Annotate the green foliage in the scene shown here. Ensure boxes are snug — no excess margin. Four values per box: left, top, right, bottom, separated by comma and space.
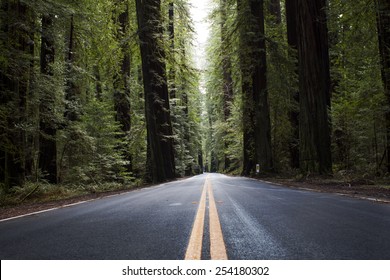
165, 0, 203, 176
1, 0, 201, 196
0, 0, 144, 192
202, 0, 388, 177
203, 0, 243, 173
329, 0, 387, 174
58, 97, 131, 184
0, 180, 134, 206
265, 2, 297, 172
2, 0, 387, 202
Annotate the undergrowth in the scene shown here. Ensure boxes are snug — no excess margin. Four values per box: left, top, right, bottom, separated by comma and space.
0, 180, 144, 207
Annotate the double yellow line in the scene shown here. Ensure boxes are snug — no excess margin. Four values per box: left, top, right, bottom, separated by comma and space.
185, 176, 228, 260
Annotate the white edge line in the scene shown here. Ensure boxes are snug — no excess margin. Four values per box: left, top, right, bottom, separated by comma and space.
211, 175, 389, 204
0, 200, 95, 223
0, 191, 135, 223
255, 179, 390, 204
0, 180, 179, 223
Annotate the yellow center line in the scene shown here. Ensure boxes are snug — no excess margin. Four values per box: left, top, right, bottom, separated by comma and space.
185, 177, 207, 260
208, 179, 228, 260
185, 175, 228, 260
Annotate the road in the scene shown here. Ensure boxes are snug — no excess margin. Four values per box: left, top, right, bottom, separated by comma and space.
0, 173, 389, 260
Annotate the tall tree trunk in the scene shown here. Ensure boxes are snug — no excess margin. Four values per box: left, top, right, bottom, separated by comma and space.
114, 1, 132, 173
296, 0, 332, 174
39, 14, 57, 184
198, 150, 204, 173
285, 0, 300, 169
238, 0, 273, 175
238, 0, 255, 176
375, 0, 390, 173
136, 0, 176, 183
251, 0, 273, 173
221, 0, 234, 171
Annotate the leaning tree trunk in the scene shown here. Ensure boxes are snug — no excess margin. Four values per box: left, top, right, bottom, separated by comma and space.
375, 0, 390, 173
39, 14, 57, 184
296, 0, 332, 174
136, 0, 176, 183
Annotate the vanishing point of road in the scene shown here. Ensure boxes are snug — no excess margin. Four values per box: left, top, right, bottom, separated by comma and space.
0, 173, 389, 259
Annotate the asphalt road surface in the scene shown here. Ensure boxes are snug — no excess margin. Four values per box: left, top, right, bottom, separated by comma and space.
0, 173, 389, 260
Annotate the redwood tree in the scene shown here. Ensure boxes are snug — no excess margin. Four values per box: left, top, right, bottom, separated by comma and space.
239, 0, 273, 175
238, 0, 255, 175
285, 0, 300, 169
136, 0, 176, 182
251, 0, 273, 173
296, 0, 332, 173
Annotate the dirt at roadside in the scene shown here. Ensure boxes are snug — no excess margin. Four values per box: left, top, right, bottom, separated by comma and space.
260, 178, 390, 203
0, 189, 135, 221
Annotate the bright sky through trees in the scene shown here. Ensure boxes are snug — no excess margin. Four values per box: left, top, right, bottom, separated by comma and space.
189, 0, 211, 70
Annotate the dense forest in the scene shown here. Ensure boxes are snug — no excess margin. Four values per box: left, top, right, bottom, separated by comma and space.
0, 0, 389, 197
204, 0, 390, 178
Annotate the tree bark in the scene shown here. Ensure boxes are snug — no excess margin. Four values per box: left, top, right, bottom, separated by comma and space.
136, 0, 176, 183
238, 0, 256, 176
296, 0, 332, 174
39, 14, 57, 184
285, 0, 300, 169
250, 0, 273, 173
375, 0, 390, 173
